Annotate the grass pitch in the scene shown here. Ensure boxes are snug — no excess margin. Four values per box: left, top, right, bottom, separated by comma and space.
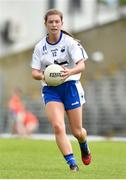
0, 138, 126, 179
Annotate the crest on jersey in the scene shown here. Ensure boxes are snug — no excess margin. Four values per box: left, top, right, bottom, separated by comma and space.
61, 46, 65, 52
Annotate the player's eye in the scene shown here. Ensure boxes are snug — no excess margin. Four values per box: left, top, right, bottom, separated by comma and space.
48, 20, 61, 24
48, 20, 53, 24
55, 20, 60, 24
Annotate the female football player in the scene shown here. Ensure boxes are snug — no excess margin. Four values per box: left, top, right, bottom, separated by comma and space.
31, 9, 91, 172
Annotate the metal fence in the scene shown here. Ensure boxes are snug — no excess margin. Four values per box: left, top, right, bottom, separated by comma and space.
84, 70, 126, 136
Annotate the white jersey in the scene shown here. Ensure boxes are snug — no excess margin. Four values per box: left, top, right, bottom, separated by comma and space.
31, 32, 88, 85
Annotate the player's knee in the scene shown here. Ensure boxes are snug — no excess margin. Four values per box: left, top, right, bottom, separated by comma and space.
53, 123, 65, 134
82, 128, 87, 137
72, 128, 87, 139
72, 129, 82, 139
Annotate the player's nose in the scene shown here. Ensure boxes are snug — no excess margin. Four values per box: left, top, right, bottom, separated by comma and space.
52, 21, 56, 26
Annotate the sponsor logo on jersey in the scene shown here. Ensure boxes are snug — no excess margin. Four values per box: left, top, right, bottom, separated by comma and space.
51, 48, 58, 52
51, 48, 58, 57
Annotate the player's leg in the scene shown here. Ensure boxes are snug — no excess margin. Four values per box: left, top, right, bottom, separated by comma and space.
66, 106, 91, 165
45, 101, 78, 171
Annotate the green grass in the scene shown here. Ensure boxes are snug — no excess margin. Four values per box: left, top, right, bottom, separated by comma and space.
0, 138, 126, 179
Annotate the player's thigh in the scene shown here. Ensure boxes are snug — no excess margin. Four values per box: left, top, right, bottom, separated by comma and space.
66, 106, 83, 131
45, 101, 65, 125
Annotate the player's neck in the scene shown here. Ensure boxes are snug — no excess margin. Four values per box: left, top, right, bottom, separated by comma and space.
47, 31, 61, 44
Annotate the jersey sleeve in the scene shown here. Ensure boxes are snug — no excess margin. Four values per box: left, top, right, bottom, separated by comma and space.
31, 46, 41, 70
68, 39, 88, 63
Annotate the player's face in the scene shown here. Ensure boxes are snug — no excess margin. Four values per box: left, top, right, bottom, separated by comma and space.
45, 15, 63, 35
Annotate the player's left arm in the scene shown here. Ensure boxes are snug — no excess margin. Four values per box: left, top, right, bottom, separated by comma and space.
61, 59, 85, 80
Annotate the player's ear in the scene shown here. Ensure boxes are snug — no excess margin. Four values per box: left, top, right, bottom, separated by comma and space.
44, 20, 47, 26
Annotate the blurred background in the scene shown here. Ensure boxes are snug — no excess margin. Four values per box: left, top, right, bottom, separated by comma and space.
0, 0, 126, 137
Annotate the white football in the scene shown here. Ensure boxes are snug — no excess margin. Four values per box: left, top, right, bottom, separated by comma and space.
44, 64, 64, 86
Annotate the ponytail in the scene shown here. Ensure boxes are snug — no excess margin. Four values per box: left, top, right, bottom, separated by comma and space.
61, 30, 80, 43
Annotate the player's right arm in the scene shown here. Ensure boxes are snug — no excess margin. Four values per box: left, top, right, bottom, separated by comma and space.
31, 44, 45, 81
32, 69, 44, 81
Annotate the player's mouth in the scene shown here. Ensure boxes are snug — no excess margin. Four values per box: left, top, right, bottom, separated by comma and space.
51, 28, 58, 32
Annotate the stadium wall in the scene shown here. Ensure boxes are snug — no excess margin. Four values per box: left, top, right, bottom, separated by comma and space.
76, 18, 126, 82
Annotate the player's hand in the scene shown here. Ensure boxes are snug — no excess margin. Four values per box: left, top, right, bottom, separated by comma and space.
61, 67, 72, 80
41, 72, 46, 83
41, 73, 45, 81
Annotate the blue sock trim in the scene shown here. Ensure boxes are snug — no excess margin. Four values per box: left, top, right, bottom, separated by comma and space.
64, 153, 76, 166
